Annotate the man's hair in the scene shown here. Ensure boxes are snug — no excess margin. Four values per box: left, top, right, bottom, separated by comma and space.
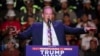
42, 6, 55, 14
63, 13, 70, 17
81, 13, 88, 17
90, 39, 97, 45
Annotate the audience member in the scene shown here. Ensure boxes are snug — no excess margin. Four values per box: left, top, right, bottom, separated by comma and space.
84, 39, 100, 56
1, 39, 20, 56
56, 0, 77, 23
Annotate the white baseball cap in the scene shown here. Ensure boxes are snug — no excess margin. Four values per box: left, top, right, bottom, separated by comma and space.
44, 0, 51, 2
60, 0, 67, 3
6, 0, 14, 4
6, 10, 16, 17
83, 0, 91, 3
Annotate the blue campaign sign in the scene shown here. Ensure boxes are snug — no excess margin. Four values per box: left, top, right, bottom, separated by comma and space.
26, 46, 78, 56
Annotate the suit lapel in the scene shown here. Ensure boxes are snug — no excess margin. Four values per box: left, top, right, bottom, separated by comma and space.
52, 21, 64, 45
39, 22, 43, 45
52, 21, 59, 42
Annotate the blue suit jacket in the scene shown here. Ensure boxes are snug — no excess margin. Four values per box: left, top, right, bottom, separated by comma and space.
19, 21, 85, 45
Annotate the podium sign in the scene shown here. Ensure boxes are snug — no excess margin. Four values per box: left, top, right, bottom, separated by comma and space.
26, 46, 78, 56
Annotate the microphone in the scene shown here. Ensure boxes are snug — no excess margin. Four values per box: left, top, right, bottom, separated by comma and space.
47, 19, 51, 28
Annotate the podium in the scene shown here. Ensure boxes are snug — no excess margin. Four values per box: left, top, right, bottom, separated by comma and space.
26, 46, 78, 56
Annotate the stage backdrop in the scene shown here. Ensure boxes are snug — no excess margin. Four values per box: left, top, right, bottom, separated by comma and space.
26, 46, 78, 56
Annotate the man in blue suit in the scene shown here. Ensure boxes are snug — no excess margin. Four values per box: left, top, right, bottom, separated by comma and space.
19, 6, 92, 46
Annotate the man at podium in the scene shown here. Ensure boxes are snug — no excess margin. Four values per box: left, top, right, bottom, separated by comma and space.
19, 6, 95, 46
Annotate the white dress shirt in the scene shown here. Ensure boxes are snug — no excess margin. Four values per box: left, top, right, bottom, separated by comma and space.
42, 22, 59, 46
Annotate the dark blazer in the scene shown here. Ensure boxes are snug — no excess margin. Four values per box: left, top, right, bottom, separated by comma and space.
19, 21, 85, 45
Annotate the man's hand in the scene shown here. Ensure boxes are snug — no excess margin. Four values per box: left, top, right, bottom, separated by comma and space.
84, 27, 97, 32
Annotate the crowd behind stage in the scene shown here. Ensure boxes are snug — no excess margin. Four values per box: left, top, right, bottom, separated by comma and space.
0, 0, 100, 56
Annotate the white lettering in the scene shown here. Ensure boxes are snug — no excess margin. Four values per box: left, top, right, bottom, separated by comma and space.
40, 50, 65, 56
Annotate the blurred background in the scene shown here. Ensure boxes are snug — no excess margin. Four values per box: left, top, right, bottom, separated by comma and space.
0, 0, 100, 56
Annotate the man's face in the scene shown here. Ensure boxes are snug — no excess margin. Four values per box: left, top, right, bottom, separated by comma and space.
42, 7, 53, 22
83, 3, 91, 9
25, 1, 33, 7
8, 16, 14, 21
7, 4, 14, 9
7, 41, 15, 49
81, 14, 88, 22
63, 16, 71, 25
61, 2, 68, 10
90, 40, 97, 50
65, 34, 73, 41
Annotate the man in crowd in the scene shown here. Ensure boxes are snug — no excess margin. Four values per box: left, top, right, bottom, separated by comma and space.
56, 0, 77, 23
0, 0, 20, 21
77, 0, 96, 22
84, 39, 100, 56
